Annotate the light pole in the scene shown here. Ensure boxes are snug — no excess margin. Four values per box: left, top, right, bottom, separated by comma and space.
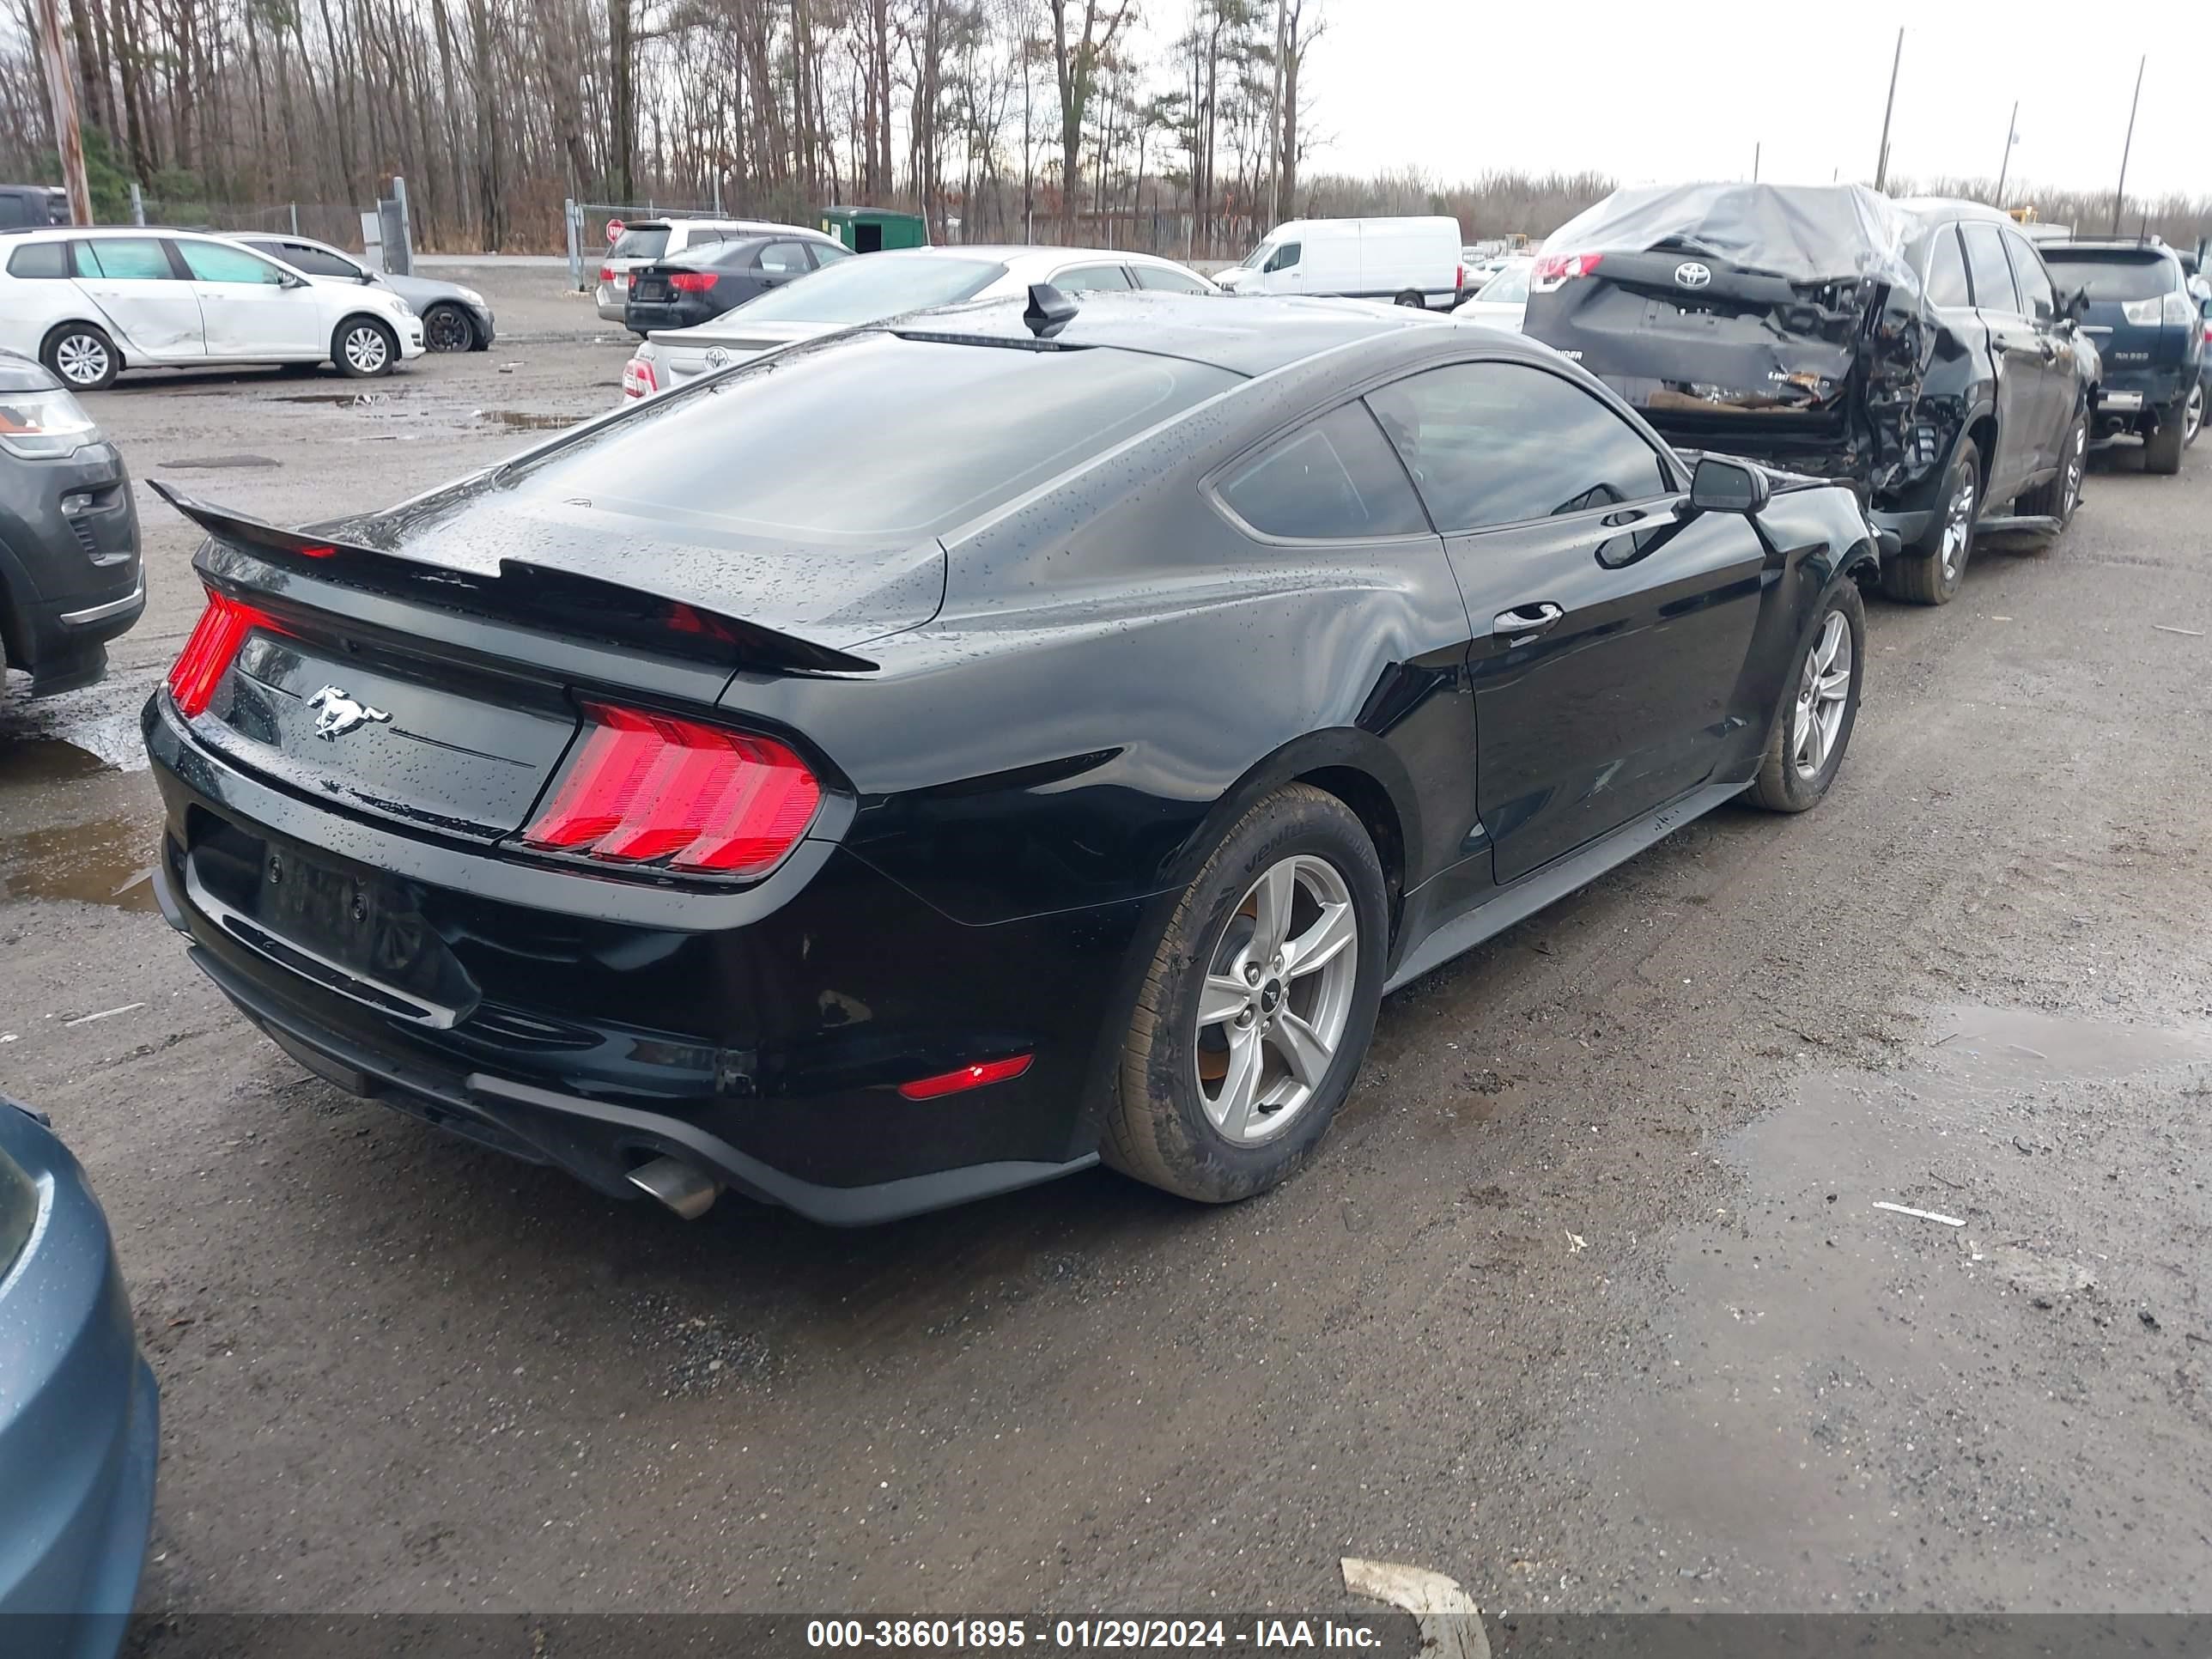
1994, 101, 2018, 209
32, 0, 93, 225
1873, 28, 1903, 191
2111, 55, 2144, 234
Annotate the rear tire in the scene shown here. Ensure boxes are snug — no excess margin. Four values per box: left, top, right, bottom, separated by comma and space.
40, 322, 118, 391
2185, 380, 2204, 448
1747, 580, 1864, 813
2017, 410, 2087, 532
1394, 290, 1425, 308
331, 317, 396, 378
1103, 784, 1387, 1205
2145, 402, 2186, 475
1881, 438, 1978, 605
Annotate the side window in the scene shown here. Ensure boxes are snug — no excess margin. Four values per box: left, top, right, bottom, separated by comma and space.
1366, 362, 1674, 532
1922, 227, 1972, 308
282, 242, 364, 279
0, 194, 27, 229
1053, 264, 1133, 291
1134, 264, 1215, 294
78, 238, 176, 280
6, 240, 70, 279
1960, 222, 2020, 313
1216, 401, 1430, 541
809, 241, 852, 268
2003, 232, 2057, 321
1264, 241, 1302, 273
757, 240, 812, 276
178, 240, 289, 285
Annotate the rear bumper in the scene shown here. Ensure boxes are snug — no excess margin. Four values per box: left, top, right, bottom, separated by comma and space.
623, 300, 717, 333
143, 696, 1152, 1224
2093, 368, 2192, 441
0, 1104, 159, 1659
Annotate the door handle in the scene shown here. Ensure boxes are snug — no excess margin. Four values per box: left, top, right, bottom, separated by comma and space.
1494, 602, 1564, 639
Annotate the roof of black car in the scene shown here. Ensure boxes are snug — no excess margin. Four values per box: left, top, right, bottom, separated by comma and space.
884, 290, 1455, 378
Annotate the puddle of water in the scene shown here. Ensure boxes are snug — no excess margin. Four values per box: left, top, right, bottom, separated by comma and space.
0, 737, 113, 789
275, 390, 402, 408
477, 410, 578, 432
1575, 1003, 2212, 1606
0, 813, 161, 912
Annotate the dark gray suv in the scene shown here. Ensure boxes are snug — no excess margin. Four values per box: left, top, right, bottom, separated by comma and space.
0, 350, 142, 696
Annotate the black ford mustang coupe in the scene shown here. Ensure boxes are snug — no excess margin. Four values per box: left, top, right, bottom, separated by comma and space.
142, 291, 1875, 1224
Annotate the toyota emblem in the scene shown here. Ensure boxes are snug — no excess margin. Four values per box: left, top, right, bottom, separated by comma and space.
704, 346, 730, 368
1674, 261, 1712, 289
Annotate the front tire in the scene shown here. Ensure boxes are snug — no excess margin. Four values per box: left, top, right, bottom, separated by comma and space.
41, 322, 119, 391
1104, 784, 1387, 1204
1747, 580, 1865, 813
332, 317, 397, 378
421, 302, 474, 353
1881, 438, 1978, 605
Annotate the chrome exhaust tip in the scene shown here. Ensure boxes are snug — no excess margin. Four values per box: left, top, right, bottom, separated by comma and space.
626, 1156, 720, 1221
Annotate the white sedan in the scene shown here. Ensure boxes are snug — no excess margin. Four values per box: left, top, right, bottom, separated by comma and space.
0, 227, 424, 389
1451, 255, 1534, 331
622, 245, 1218, 400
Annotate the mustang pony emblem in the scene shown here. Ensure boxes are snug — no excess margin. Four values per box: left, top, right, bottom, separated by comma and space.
307, 685, 391, 740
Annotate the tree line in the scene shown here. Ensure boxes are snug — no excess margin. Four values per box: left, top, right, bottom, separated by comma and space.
3, 2, 2206, 258
0, 0, 1334, 257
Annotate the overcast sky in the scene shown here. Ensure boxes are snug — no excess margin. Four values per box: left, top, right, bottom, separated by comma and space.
1274, 0, 2208, 209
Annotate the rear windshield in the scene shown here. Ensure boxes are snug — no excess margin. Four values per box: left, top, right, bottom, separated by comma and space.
1475, 263, 1530, 304
610, 225, 672, 261
501, 334, 1236, 541
729, 255, 1005, 324
2040, 252, 2179, 302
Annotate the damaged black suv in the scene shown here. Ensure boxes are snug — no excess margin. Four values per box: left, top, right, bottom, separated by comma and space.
1523, 185, 2095, 606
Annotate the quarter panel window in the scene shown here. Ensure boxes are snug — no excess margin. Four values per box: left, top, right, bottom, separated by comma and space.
1134, 264, 1214, 294
1366, 362, 1674, 532
1053, 264, 1133, 291
1217, 402, 1430, 541
6, 240, 69, 278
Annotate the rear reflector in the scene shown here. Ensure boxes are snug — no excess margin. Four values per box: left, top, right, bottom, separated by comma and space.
668, 272, 718, 293
167, 589, 286, 717
523, 703, 821, 877
896, 1055, 1034, 1101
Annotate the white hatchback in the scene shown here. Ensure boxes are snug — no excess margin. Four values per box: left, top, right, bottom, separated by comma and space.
0, 227, 425, 389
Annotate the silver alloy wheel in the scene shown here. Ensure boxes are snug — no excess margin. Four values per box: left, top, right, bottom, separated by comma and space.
1940, 475, 1974, 580
2187, 382, 2204, 447
55, 333, 108, 386
2063, 422, 2086, 514
1194, 854, 1359, 1145
343, 324, 390, 373
1791, 611, 1852, 781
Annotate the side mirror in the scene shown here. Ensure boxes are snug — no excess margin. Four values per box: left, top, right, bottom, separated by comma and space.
2066, 286, 2091, 320
1689, 455, 1770, 514
279, 272, 310, 289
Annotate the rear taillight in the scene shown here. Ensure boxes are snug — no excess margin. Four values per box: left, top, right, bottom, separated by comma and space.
621, 356, 658, 399
523, 704, 821, 877
1531, 252, 1603, 292
599, 264, 616, 283
168, 589, 285, 718
1455, 263, 1466, 291
668, 272, 718, 293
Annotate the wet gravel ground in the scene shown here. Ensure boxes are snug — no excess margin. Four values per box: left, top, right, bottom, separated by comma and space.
3, 264, 2209, 1626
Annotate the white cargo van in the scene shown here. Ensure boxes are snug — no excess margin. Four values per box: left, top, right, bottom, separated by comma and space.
1215, 217, 1464, 308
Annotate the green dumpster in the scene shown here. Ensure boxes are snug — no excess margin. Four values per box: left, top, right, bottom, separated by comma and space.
817, 207, 929, 254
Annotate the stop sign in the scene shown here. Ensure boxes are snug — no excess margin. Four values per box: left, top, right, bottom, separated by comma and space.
605, 218, 624, 245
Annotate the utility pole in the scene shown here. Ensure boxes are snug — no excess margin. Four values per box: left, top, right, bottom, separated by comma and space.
1994, 100, 2017, 207
2111, 55, 2144, 234
32, 0, 93, 224
1753, 142, 1760, 183
1872, 27, 1903, 192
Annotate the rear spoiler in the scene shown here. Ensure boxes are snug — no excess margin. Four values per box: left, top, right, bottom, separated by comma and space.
150, 481, 878, 676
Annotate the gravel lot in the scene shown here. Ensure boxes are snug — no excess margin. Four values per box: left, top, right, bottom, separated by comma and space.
3, 263, 2210, 1634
